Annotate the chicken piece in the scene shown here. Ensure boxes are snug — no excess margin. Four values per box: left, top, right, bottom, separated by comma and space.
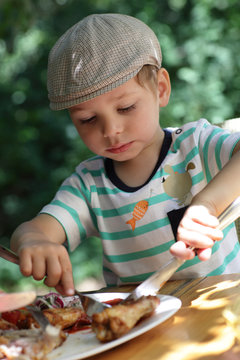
92, 295, 160, 342
42, 307, 88, 330
0, 327, 66, 360
0, 318, 17, 331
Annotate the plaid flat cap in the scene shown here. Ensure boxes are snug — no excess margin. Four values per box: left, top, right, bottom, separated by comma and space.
47, 13, 162, 110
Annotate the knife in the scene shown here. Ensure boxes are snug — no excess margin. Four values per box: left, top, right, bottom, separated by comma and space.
75, 290, 110, 317
125, 197, 240, 301
2, 198, 240, 308
26, 305, 61, 338
0, 245, 19, 264
0, 245, 110, 315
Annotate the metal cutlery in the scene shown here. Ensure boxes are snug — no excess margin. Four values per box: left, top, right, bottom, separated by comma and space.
75, 290, 110, 316
1, 197, 240, 310
0, 245, 110, 315
125, 196, 240, 301
26, 305, 61, 337
0, 245, 19, 264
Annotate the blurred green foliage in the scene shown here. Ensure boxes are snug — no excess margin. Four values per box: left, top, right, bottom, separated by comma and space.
0, 0, 239, 291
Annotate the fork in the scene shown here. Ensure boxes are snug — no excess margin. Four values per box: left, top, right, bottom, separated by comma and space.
125, 196, 240, 301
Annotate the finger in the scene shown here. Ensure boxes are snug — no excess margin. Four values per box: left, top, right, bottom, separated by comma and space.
32, 256, 48, 281
57, 255, 74, 296
44, 256, 62, 288
184, 206, 219, 227
19, 250, 33, 277
179, 216, 223, 241
55, 271, 75, 296
170, 241, 195, 260
44, 252, 74, 296
197, 247, 212, 261
177, 228, 217, 249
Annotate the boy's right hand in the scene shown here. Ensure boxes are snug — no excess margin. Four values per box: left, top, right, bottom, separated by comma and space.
10, 214, 75, 296
18, 239, 75, 296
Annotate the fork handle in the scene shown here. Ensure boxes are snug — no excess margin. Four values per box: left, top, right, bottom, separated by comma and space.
126, 197, 240, 301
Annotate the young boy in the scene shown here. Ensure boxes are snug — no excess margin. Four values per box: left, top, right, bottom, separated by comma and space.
10, 14, 240, 296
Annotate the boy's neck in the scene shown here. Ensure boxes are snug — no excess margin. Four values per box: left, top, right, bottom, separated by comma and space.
113, 127, 165, 188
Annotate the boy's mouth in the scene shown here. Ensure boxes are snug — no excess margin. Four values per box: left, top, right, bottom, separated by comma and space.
106, 141, 133, 154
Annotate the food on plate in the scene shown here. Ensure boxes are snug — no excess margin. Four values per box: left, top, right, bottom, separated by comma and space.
0, 318, 17, 331
41, 307, 90, 330
92, 295, 160, 342
0, 291, 160, 358
0, 327, 66, 360
0, 292, 89, 360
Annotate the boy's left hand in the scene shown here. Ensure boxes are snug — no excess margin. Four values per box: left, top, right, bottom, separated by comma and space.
170, 205, 223, 261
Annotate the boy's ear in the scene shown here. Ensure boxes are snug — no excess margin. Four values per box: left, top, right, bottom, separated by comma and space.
157, 68, 171, 108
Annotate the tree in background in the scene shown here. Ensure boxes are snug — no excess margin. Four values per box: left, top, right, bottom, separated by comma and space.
0, 0, 239, 291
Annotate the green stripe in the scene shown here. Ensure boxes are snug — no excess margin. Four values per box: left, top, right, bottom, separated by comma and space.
93, 193, 170, 218
59, 185, 98, 230
100, 217, 170, 240
176, 252, 201, 271
82, 167, 105, 177
202, 128, 222, 182
96, 187, 123, 195
215, 134, 229, 171
207, 241, 240, 276
120, 271, 155, 283
73, 173, 91, 201
51, 199, 86, 238
59, 185, 86, 200
192, 171, 204, 185
183, 146, 199, 164
85, 155, 102, 163
209, 224, 234, 254
103, 266, 113, 273
104, 240, 174, 263
171, 147, 198, 173
172, 127, 196, 152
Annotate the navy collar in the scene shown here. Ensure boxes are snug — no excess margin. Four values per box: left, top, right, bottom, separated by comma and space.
104, 129, 172, 192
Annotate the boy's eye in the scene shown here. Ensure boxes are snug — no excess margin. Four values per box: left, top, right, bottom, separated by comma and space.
80, 116, 96, 124
119, 104, 135, 113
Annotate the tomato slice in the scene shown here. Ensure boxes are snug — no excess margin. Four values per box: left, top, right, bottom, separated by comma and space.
2, 310, 21, 325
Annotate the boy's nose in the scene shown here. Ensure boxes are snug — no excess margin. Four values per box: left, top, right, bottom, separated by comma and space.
102, 117, 123, 138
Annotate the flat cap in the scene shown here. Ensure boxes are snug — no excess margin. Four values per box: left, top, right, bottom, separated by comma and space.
47, 13, 162, 110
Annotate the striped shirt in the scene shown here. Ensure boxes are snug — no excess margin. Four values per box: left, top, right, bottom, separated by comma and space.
40, 119, 240, 286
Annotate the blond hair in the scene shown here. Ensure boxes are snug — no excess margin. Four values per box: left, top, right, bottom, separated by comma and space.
137, 65, 159, 94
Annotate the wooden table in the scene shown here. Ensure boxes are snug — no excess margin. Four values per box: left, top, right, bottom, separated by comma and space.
87, 274, 240, 360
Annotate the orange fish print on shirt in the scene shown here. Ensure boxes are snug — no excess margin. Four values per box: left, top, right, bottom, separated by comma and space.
126, 200, 149, 231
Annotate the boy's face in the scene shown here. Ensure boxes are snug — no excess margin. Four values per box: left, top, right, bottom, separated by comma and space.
69, 70, 170, 163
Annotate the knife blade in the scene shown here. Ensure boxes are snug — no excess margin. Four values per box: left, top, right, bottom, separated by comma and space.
75, 290, 110, 317
26, 305, 60, 338
125, 196, 240, 301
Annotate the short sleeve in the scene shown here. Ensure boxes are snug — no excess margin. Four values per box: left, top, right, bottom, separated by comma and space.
40, 170, 99, 252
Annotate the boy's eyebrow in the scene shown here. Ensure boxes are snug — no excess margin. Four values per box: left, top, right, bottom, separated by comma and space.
69, 105, 87, 113
113, 91, 138, 101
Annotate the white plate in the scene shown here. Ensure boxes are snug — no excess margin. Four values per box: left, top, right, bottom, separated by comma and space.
48, 292, 181, 360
